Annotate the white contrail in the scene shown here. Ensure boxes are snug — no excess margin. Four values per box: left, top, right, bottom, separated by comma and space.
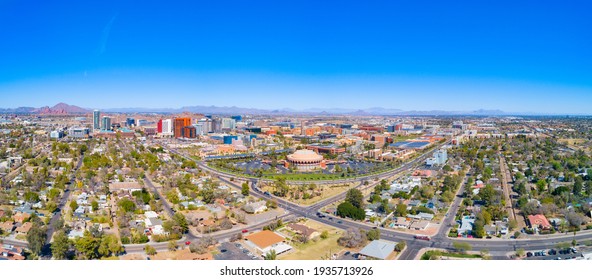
99, 13, 118, 54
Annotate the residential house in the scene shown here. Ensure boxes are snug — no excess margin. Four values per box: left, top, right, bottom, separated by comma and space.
391, 217, 412, 229
287, 223, 319, 240
12, 212, 30, 224
242, 201, 267, 214
15, 222, 32, 235
410, 220, 430, 231
407, 212, 434, 221
245, 230, 292, 257
458, 216, 475, 235
0, 221, 15, 233
527, 214, 552, 231
484, 225, 497, 236
0, 245, 25, 260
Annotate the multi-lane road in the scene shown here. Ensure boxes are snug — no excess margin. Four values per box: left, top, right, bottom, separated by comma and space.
167, 141, 592, 260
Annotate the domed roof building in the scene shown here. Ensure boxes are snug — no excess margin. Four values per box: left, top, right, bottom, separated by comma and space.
286, 149, 325, 171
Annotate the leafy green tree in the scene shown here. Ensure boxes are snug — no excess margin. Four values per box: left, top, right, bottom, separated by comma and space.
241, 182, 250, 196
26, 222, 47, 256
91, 200, 99, 212
69, 200, 79, 211
336, 202, 365, 221
273, 178, 289, 197
98, 234, 124, 257
145, 245, 157, 256
346, 188, 364, 209
366, 228, 381, 241
395, 241, 406, 252
51, 231, 71, 260
118, 198, 136, 213
395, 203, 407, 217
173, 213, 189, 233
75, 231, 100, 260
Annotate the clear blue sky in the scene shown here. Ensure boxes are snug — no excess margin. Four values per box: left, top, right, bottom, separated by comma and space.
1, 1, 591, 114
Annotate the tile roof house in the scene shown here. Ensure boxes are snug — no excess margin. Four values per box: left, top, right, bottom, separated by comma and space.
0, 245, 25, 260
527, 214, 552, 230
15, 222, 32, 235
13, 212, 30, 224
0, 221, 15, 233
245, 230, 292, 256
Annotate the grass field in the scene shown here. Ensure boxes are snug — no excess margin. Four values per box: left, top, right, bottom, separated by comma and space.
259, 183, 354, 206
279, 220, 345, 260
421, 250, 482, 260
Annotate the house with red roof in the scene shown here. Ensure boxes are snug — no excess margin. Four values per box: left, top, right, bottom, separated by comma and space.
527, 214, 551, 230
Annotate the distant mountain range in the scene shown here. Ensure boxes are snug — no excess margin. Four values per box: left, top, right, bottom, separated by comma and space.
0, 103, 521, 116
0, 103, 90, 114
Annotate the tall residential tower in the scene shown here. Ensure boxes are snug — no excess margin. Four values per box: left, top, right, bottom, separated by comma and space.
93, 110, 101, 130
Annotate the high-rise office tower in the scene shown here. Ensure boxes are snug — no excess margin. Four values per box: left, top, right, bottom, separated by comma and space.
174, 117, 191, 138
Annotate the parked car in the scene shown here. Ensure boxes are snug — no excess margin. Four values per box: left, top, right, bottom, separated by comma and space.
526, 252, 533, 257
548, 249, 557, 255
242, 229, 249, 233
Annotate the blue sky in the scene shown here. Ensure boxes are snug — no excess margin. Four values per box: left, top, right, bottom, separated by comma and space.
0, 1, 591, 113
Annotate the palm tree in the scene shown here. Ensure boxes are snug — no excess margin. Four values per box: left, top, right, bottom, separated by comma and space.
264, 250, 277, 260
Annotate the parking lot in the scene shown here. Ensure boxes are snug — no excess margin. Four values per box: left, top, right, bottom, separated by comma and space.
214, 242, 261, 260
525, 248, 583, 260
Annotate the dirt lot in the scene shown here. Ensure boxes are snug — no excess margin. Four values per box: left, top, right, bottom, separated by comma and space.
279, 220, 346, 260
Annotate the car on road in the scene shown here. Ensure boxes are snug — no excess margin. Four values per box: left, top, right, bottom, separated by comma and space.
185, 241, 191, 245
337, 220, 343, 224
263, 191, 271, 197
414, 235, 430, 241
242, 229, 249, 233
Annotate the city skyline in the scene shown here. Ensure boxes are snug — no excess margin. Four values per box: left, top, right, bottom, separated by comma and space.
1, 1, 591, 114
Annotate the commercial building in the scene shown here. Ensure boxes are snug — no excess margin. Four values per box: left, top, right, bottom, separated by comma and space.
426, 148, 448, 166
359, 240, 396, 260
49, 130, 64, 139
174, 118, 192, 138
157, 119, 163, 134
182, 126, 197, 138
306, 144, 346, 154
126, 118, 135, 127
197, 118, 213, 133
223, 135, 239, 145
93, 110, 101, 130
101, 116, 111, 131
68, 127, 90, 138
221, 118, 236, 130
161, 119, 173, 136
286, 150, 325, 171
